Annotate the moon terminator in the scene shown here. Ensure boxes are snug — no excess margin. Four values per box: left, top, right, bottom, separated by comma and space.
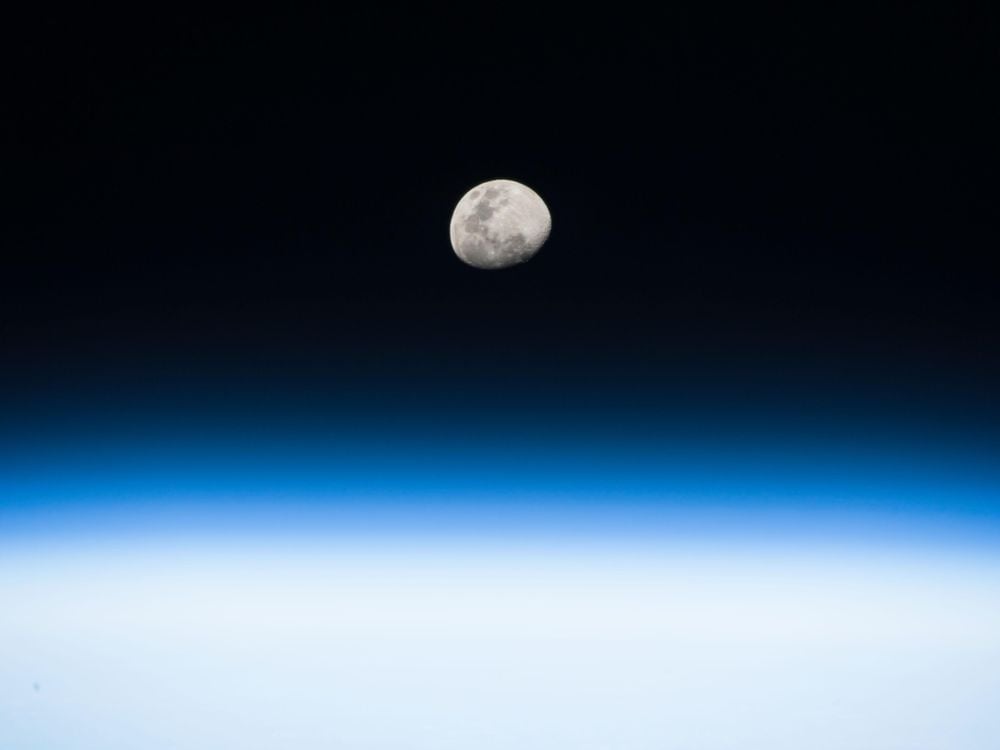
449, 179, 551, 270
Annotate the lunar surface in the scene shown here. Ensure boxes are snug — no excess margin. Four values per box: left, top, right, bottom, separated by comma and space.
449, 179, 551, 269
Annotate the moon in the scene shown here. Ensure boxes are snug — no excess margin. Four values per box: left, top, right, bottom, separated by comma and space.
449, 179, 551, 270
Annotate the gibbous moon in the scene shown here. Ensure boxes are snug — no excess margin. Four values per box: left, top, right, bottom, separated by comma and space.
449, 179, 551, 270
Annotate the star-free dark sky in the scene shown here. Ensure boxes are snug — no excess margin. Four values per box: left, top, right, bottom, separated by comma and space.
4, 5, 999, 443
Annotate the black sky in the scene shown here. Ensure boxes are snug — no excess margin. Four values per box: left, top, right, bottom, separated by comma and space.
4, 6, 999, 416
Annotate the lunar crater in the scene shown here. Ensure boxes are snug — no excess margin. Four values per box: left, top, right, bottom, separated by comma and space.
449, 179, 551, 270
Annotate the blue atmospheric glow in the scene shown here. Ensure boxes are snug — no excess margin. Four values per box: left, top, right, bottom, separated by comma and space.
2, 414, 1000, 748
2, 420, 999, 546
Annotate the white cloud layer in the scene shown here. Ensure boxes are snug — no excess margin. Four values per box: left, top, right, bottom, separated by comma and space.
2, 538, 999, 749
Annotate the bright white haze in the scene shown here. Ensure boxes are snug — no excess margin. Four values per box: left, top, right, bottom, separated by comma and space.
2, 538, 1000, 749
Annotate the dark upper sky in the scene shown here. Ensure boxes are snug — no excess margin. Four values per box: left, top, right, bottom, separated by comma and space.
4, 6, 999, 419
